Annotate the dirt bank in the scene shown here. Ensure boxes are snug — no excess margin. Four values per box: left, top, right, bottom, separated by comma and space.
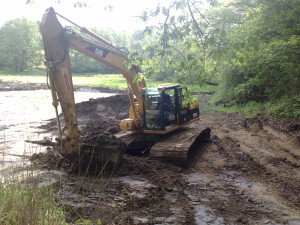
29, 92, 300, 224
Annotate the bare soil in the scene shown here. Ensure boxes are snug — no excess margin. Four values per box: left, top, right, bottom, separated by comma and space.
2, 80, 300, 224
34, 97, 300, 225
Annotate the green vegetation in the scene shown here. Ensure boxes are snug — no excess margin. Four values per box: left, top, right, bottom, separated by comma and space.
0, 18, 43, 73
212, 101, 266, 117
267, 96, 300, 119
0, 174, 66, 225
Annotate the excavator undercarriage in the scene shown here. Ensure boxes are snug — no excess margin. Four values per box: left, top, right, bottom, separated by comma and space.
120, 127, 211, 167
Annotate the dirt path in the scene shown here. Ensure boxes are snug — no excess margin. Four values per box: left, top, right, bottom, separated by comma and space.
33, 112, 300, 224
186, 113, 300, 224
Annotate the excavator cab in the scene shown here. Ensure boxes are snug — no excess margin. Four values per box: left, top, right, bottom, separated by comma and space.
142, 85, 200, 134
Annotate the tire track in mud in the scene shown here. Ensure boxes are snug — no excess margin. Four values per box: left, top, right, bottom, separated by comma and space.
185, 113, 300, 224
49, 156, 198, 224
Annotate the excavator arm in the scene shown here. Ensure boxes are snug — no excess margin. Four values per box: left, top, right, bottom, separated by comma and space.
40, 7, 145, 154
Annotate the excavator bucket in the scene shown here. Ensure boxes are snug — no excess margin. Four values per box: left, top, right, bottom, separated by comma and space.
149, 127, 211, 167
66, 141, 125, 174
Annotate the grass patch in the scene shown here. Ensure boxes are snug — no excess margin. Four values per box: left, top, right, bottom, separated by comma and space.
0, 174, 66, 225
267, 96, 300, 119
211, 101, 266, 117
0, 72, 171, 90
0, 74, 47, 84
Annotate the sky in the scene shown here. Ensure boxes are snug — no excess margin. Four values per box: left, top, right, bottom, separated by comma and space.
0, 0, 171, 33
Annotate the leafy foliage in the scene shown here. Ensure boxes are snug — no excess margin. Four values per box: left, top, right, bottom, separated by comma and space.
217, 0, 300, 104
268, 95, 300, 119
0, 18, 43, 72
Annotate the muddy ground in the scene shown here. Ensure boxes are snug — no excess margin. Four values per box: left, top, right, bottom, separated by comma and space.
2, 80, 300, 224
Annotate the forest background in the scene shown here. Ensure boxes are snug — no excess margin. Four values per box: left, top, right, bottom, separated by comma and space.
0, 0, 299, 119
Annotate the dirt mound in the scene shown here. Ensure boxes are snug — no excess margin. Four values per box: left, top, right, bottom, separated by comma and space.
37, 94, 130, 135
30, 148, 65, 170
245, 113, 300, 133
75, 94, 130, 140
243, 114, 300, 143
76, 94, 129, 124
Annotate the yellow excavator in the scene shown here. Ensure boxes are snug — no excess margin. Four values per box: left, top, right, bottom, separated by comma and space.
40, 7, 210, 167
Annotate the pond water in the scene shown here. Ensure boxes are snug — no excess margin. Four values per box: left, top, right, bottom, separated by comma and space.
0, 89, 115, 171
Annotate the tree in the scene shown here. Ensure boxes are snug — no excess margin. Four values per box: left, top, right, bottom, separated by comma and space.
128, 0, 222, 84
0, 18, 43, 72
214, 0, 300, 103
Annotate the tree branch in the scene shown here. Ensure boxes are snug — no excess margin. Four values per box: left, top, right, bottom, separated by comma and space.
187, 0, 203, 38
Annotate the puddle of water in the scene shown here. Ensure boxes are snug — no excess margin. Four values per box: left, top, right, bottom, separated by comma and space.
113, 176, 156, 200
194, 204, 224, 225
132, 207, 184, 225
183, 172, 213, 185
182, 172, 228, 224
0, 154, 30, 175
37, 170, 67, 188
133, 217, 149, 224
288, 220, 300, 225
114, 176, 155, 188
219, 172, 280, 205
187, 193, 225, 225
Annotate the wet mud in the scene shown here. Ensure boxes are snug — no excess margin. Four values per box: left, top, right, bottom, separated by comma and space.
1, 80, 300, 224
33, 100, 300, 224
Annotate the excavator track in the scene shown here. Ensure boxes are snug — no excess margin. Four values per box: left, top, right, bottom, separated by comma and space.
149, 127, 211, 167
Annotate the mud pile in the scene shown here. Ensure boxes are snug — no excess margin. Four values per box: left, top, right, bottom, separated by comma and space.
76, 94, 129, 131
31, 94, 130, 171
